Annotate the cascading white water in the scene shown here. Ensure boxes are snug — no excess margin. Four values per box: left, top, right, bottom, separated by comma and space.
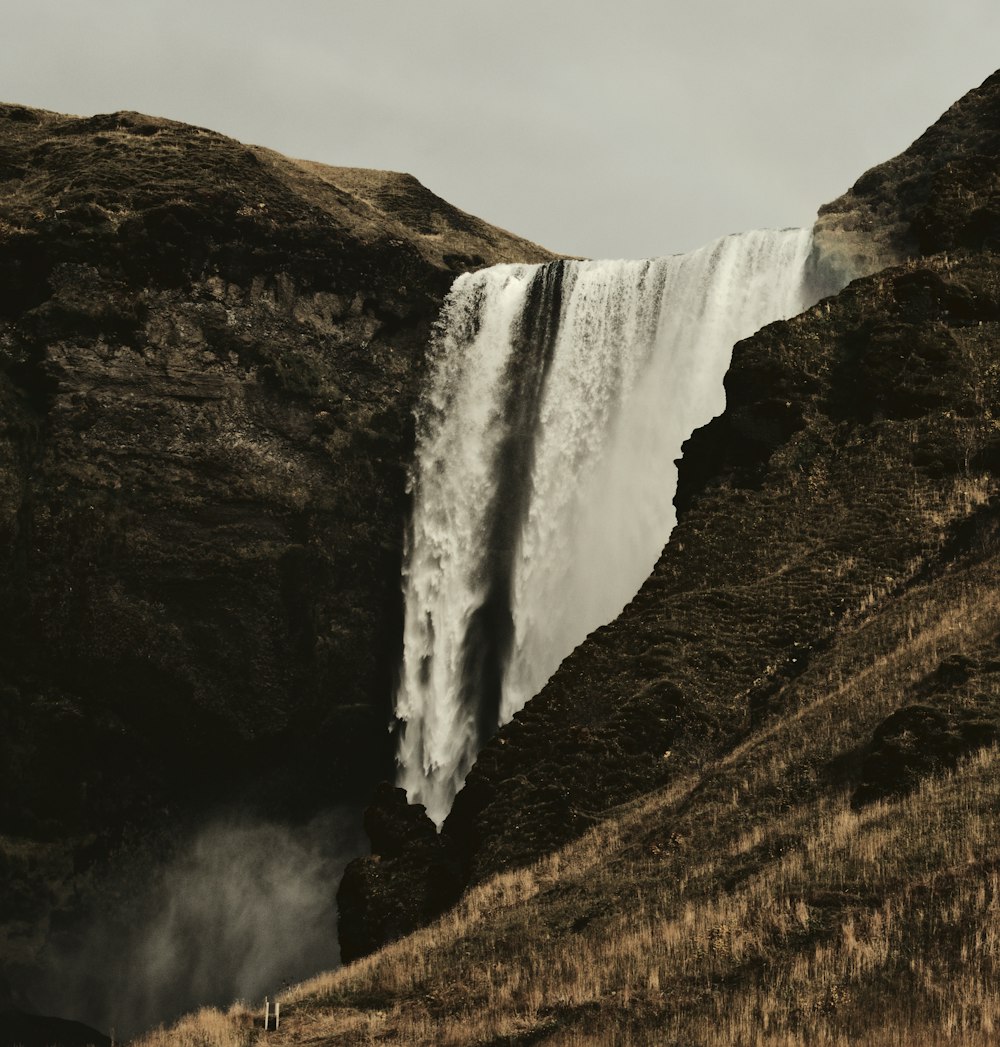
397, 228, 833, 825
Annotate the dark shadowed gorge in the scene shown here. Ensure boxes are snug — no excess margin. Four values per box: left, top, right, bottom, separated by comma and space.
0, 103, 552, 1037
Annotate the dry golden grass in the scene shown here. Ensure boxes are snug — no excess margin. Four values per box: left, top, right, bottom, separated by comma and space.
136, 1003, 255, 1047
251, 148, 559, 269
136, 515, 1000, 1046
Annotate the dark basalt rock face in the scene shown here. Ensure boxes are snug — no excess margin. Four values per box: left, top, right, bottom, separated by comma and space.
0, 1008, 110, 1047
814, 69, 1000, 278
337, 783, 461, 962
852, 646, 1000, 808
851, 704, 997, 809
363, 781, 441, 860
0, 103, 552, 999
343, 69, 1000, 954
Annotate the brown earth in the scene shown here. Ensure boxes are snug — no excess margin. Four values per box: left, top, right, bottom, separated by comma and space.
814, 66, 1000, 277
4, 64, 1000, 1044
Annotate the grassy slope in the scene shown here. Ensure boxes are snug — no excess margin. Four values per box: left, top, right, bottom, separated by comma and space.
139, 535, 1000, 1044
0, 104, 554, 271
257, 152, 556, 270
134, 77, 1000, 1046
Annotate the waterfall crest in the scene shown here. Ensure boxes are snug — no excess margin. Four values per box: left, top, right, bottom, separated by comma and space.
397, 229, 833, 824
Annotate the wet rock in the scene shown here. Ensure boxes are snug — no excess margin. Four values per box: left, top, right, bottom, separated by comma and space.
364, 782, 440, 859
338, 785, 462, 963
360, 69, 1000, 932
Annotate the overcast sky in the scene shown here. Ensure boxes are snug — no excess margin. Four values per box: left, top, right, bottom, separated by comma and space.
3, 1, 998, 258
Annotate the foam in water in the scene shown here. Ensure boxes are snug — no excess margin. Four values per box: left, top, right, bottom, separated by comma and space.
397, 229, 835, 824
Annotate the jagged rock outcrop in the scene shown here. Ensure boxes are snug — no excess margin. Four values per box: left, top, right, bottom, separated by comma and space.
343, 69, 1000, 954
852, 643, 1000, 808
0, 103, 552, 996
814, 68, 1000, 280
337, 784, 461, 962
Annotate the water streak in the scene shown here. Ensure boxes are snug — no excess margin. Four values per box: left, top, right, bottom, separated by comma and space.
397, 229, 836, 824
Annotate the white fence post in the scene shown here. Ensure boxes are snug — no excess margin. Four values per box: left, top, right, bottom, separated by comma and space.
262, 993, 282, 1030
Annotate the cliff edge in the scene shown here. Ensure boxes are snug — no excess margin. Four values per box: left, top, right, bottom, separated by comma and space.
338, 69, 1000, 963
0, 103, 553, 1005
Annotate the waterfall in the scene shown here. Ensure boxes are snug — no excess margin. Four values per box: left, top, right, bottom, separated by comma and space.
396, 228, 835, 825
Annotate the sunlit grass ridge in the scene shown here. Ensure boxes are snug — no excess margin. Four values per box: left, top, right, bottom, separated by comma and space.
137, 537, 1000, 1044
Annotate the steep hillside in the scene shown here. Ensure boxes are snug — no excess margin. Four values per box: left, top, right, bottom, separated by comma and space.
0, 103, 553, 1020
815, 66, 1000, 277
132, 71, 1000, 1046
9, 63, 1000, 1044
336, 68, 1000, 978
161, 546, 1000, 1043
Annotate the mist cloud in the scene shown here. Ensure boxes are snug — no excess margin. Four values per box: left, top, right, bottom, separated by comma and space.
32, 809, 365, 1039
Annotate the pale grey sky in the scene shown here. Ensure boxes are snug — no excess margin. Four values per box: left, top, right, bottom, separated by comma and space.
3, 1, 998, 258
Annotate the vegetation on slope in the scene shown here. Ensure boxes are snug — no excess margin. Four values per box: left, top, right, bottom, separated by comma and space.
815, 67, 1000, 279
141, 70, 1000, 1046
3, 69, 996, 1042
338, 70, 1000, 959
137, 525, 1000, 1044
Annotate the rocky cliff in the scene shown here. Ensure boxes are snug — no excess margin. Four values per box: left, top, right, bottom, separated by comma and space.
338, 69, 1000, 961
814, 67, 1000, 277
0, 103, 553, 1009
